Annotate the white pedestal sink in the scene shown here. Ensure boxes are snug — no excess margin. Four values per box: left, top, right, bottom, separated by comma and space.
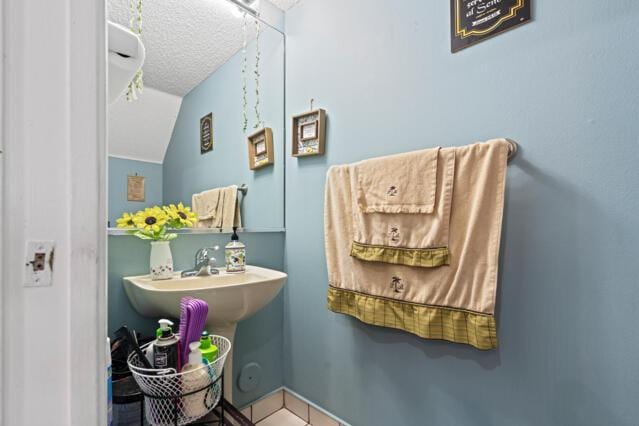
123, 265, 287, 402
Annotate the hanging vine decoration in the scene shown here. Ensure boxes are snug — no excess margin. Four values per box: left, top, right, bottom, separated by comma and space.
126, 0, 144, 102
241, 12, 249, 133
253, 18, 263, 129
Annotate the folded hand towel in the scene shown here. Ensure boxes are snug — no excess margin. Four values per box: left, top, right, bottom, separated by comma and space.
192, 188, 223, 228
325, 139, 510, 350
192, 185, 242, 229
350, 148, 455, 268
353, 147, 440, 214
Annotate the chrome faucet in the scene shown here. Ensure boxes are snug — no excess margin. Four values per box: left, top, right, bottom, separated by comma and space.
181, 246, 220, 278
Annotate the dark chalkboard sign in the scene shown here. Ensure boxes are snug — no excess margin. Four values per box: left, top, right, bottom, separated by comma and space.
451, 0, 531, 53
200, 113, 213, 154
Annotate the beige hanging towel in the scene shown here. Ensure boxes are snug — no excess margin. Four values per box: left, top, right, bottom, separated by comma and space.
220, 185, 242, 229
354, 147, 440, 214
192, 188, 223, 228
192, 185, 242, 229
350, 147, 455, 268
324, 139, 509, 350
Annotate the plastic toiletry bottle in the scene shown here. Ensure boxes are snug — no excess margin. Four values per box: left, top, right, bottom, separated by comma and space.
199, 331, 219, 363
181, 342, 210, 418
153, 319, 180, 370
225, 227, 246, 273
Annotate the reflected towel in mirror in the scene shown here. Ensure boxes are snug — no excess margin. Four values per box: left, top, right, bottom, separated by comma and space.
192, 185, 242, 229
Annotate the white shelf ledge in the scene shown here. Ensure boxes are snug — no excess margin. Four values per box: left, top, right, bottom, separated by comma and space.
107, 227, 285, 236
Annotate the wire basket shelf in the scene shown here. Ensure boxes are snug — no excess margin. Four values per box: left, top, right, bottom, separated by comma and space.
127, 335, 231, 426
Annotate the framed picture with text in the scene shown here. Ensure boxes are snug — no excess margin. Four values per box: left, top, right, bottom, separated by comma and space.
200, 113, 214, 154
300, 120, 319, 142
292, 109, 326, 157
451, 0, 531, 53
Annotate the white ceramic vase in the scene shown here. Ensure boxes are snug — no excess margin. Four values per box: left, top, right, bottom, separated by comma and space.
150, 241, 173, 280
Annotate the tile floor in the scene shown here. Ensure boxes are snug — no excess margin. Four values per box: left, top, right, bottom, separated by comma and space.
256, 408, 307, 425
241, 389, 345, 426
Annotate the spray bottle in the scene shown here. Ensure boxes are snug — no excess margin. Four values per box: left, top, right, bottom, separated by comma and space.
153, 319, 180, 370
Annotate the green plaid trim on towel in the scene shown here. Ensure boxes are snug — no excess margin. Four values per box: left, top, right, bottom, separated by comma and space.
350, 241, 450, 268
328, 286, 497, 350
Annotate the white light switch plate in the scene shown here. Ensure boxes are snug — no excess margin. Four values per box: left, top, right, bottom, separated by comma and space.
24, 240, 55, 287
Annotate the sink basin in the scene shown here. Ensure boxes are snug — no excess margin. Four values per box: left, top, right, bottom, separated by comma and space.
123, 265, 287, 402
123, 265, 287, 327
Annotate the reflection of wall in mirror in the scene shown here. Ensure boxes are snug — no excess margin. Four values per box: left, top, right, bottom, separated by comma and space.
163, 28, 284, 229
108, 157, 163, 226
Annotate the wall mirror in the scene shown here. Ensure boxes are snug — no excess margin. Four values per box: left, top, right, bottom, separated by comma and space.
107, 0, 285, 233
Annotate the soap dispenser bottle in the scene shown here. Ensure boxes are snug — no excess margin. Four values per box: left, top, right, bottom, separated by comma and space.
225, 227, 246, 273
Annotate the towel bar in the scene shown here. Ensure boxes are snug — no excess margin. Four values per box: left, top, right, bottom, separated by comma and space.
505, 139, 518, 162
238, 184, 248, 196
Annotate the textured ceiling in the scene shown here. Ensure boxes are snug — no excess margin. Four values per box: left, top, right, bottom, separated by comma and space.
107, 0, 297, 162
108, 0, 295, 96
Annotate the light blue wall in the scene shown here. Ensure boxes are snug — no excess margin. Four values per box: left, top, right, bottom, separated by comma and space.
108, 232, 285, 407
163, 29, 285, 229
108, 156, 163, 226
283, 1, 639, 425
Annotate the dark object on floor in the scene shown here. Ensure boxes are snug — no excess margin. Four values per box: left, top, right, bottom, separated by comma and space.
113, 376, 146, 426
113, 376, 143, 405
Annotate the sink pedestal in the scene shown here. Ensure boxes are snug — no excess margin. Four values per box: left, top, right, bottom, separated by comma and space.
213, 322, 237, 403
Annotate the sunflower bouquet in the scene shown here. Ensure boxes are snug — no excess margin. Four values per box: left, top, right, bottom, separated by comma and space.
116, 203, 198, 241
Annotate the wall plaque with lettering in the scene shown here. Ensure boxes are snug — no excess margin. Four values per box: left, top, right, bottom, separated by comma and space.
200, 113, 214, 154
451, 0, 531, 53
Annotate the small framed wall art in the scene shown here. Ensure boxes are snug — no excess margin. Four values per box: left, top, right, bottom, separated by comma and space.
200, 113, 214, 154
450, 0, 531, 53
292, 108, 326, 157
248, 127, 274, 170
127, 175, 145, 202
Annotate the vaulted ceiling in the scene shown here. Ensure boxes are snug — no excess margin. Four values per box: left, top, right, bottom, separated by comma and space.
108, 0, 297, 96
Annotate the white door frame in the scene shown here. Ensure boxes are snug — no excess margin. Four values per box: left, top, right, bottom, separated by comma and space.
0, 0, 5, 420
1, 0, 107, 424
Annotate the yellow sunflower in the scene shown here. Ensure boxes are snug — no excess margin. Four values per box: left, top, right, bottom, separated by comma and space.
164, 203, 197, 228
133, 206, 168, 233
116, 212, 136, 228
